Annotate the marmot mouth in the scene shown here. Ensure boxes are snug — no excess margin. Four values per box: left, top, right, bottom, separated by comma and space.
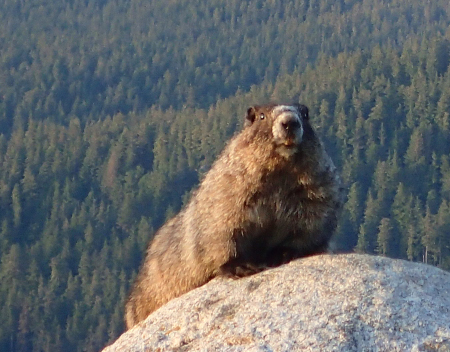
284, 139, 297, 147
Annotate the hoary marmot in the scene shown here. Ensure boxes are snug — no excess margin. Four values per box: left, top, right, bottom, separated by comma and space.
125, 103, 344, 329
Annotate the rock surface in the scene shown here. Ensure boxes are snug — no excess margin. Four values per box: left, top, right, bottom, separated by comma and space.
102, 254, 450, 352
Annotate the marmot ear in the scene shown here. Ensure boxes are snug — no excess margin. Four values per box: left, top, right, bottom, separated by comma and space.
295, 104, 309, 120
245, 106, 256, 127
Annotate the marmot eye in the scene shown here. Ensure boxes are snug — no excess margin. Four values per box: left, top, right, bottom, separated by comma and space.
260, 113, 265, 120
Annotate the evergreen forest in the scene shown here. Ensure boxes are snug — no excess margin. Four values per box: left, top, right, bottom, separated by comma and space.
1, 0, 450, 350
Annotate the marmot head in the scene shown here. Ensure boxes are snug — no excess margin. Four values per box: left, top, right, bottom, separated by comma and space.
245, 103, 310, 158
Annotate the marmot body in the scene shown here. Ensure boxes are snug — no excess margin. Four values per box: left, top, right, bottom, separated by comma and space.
125, 103, 344, 329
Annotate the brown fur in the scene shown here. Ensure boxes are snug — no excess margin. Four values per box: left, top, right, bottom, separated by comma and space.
125, 103, 344, 329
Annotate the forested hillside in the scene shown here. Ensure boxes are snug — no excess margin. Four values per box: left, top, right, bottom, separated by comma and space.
1, 0, 450, 351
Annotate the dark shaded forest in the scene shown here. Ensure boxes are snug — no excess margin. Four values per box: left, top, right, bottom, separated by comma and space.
1, 0, 450, 351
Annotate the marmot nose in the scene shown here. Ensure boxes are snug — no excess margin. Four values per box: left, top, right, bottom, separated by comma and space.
281, 119, 300, 131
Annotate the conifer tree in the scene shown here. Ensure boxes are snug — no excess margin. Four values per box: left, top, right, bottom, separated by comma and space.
376, 218, 393, 256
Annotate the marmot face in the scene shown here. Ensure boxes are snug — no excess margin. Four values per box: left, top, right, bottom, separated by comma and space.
245, 104, 310, 158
